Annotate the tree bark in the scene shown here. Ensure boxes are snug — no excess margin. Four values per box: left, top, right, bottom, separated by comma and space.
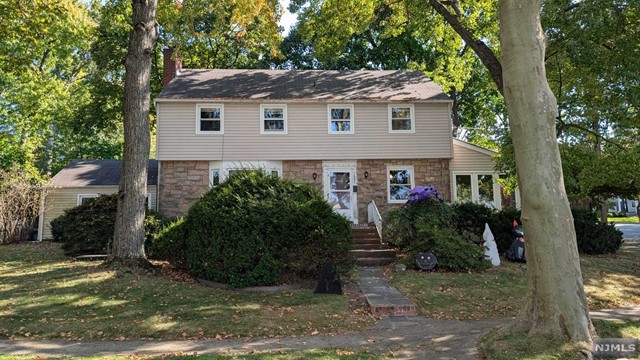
112, 0, 158, 264
499, 0, 593, 344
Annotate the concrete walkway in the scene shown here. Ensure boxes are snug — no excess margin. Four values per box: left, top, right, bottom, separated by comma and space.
359, 267, 418, 317
0, 317, 503, 359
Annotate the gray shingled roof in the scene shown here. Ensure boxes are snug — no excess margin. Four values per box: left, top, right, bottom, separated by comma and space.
50, 160, 158, 187
157, 69, 451, 102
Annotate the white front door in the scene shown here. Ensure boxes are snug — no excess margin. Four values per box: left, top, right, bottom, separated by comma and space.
323, 163, 357, 223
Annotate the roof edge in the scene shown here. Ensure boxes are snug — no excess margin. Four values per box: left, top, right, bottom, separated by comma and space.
453, 139, 498, 156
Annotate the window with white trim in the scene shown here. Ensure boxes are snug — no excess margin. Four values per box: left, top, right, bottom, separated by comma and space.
209, 161, 282, 186
328, 105, 354, 134
388, 104, 415, 133
210, 169, 220, 188
452, 172, 501, 209
260, 104, 287, 134
388, 166, 414, 203
196, 104, 223, 134
77, 194, 99, 205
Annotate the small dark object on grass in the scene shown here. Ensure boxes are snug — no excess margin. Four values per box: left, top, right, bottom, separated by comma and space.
415, 252, 437, 271
314, 262, 343, 295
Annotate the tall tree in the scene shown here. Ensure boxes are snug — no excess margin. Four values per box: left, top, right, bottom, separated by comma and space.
499, 0, 592, 343
111, 0, 158, 264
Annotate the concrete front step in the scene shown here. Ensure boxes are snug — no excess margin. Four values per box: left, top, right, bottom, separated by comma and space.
355, 238, 384, 245
351, 249, 396, 259
358, 267, 418, 316
354, 243, 393, 250
356, 257, 396, 266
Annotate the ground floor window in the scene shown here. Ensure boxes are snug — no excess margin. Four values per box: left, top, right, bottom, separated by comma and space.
77, 194, 98, 205
452, 172, 504, 209
209, 161, 283, 187
388, 165, 414, 203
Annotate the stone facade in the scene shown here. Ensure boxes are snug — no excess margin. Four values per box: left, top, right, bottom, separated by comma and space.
280, 158, 450, 225
282, 160, 323, 192
159, 161, 209, 218
356, 159, 450, 224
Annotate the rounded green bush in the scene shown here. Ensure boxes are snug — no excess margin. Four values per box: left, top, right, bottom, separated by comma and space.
50, 194, 167, 256
184, 171, 354, 288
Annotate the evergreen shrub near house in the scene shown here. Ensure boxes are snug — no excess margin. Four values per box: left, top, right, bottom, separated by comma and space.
50, 194, 168, 256
385, 196, 623, 266
149, 217, 188, 267
572, 209, 623, 254
184, 171, 354, 288
385, 196, 490, 271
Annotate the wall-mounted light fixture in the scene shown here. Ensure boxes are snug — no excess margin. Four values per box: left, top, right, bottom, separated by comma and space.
312, 172, 318, 180
364, 171, 369, 179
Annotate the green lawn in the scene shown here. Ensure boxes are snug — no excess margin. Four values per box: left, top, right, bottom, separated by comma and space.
608, 216, 640, 224
0, 243, 372, 340
389, 250, 640, 320
478, 320, 640, 360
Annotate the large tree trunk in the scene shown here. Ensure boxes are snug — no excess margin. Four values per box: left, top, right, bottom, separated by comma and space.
499, 0, 593, 344
112, 0, 158, 264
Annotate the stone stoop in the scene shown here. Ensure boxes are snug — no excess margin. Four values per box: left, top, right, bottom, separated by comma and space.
351, 226, 397, 266
358, 267, 418, 317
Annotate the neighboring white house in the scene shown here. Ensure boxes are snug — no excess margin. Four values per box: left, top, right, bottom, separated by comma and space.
610, 197, 639, 214
38, 160, 158, 240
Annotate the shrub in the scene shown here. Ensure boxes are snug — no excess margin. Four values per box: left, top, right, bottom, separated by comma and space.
572, 208, 623, 254
184, 171, 354, 288
385, 196, 489, 272
385, 197, 454, 249
410, 222, 491, 271
149, 217, 188, 267
50, 194, 167, 256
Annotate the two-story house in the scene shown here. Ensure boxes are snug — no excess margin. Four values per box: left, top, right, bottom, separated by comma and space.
154, 52, 502, 224
38, 53, 503, 240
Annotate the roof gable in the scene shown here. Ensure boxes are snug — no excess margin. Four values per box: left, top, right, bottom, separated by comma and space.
157, 69, 451, 102
50, 160, 158, 187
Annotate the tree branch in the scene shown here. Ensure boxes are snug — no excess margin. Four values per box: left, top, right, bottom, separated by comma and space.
556, 119, 625, 150
428, 0, 504, 95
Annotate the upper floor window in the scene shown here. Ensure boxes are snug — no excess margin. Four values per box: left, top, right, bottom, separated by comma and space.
328, 105, 354, 134
196, 104, 223, 134
260, 104, 287, 134
388, 104, 415, 133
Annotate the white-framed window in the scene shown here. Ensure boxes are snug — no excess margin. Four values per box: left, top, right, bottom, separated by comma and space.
327, 104, 354, 134
260, 104, 287, 134
388, 104, 415, 133
209, 161, 283, 186
196, 104, 224, 134
145, 194, 153, 210
451, 172, 502, 209
387, 165, 414, 203
77, 194, 99, 205
210, 169, 220, 188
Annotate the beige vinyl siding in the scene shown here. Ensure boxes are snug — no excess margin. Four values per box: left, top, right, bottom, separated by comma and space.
41, 185, 158, 240
156, 102, 453, 160
449, 142, 496, 172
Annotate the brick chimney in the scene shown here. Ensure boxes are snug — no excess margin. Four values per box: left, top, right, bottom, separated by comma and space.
162, 48, 181, 87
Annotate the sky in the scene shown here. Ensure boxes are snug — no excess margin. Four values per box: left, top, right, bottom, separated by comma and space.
279, 0, 297, 36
